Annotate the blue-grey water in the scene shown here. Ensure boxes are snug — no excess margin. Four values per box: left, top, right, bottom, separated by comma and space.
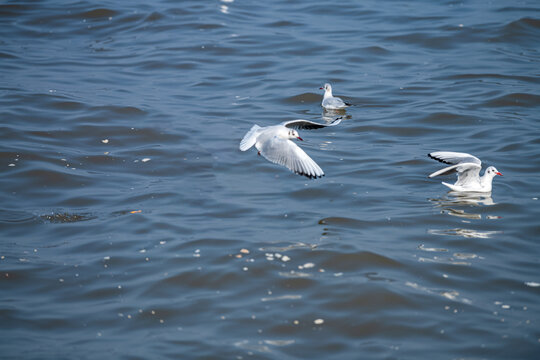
1, 1, 539, 359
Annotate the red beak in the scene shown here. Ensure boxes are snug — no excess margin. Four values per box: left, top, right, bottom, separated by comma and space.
297, 136, 303, 141
319, 87, 324, 89
496, 172, 503, 176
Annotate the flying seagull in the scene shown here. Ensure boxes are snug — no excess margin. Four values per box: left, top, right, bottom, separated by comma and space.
240, 118, 341, 179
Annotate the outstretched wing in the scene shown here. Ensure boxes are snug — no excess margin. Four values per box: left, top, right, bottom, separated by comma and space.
282, 117, 342, 130
428, 151, 482, 184
428, 162, 481, 180
239, 124, 261, 151
258, 135, 324, 179
428, 151, 481, 166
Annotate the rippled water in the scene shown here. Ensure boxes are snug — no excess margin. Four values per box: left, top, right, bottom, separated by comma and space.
1, 1, 540, 359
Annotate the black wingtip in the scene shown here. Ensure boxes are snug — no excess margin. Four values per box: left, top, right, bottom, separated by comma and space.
329, 117, 343, 126
345, 102, 353, 106
428, 152, 452, 165
295, 171, 324, 179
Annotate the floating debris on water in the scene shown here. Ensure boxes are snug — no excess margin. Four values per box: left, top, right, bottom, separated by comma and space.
236, 248, 251, 258
41, 212, 96, 223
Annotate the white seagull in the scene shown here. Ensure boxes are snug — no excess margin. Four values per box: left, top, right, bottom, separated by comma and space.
239, 118, 341, 179
320, 83, 351, 110
428, 151, 502, 192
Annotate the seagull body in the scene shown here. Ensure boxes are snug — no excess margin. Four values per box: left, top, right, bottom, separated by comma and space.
428, 151, 502, 192
320, 83, 351, 110
240, 118, 341, 179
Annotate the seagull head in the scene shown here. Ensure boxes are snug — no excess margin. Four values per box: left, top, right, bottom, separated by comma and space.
486, 166, 503, 177
288, 129, 303, 141
319, 83, 332, 93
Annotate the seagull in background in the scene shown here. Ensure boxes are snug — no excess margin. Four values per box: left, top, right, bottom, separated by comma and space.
320, 83, 351, 110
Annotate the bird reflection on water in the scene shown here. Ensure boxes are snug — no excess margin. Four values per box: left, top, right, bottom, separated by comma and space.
322, 108, 348, 118
427, 228, 501, 239
431, 191, 495, 207
428, 192, 501, 238
429, 191, 496, 219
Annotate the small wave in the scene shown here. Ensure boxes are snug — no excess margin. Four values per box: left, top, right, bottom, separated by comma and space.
317, 249, 404, 272
90, 105, 146, 116
144, 12, 164, 22
431, 73, 540, 85
77, 8, 118, 19
482, 93, 540, 108
282, 93, 321, 104
264, 20, 302, 28
0, 51, 18, 59
501, 17, 540, 35
384, 32, 459, 50
0, 209, 37, 224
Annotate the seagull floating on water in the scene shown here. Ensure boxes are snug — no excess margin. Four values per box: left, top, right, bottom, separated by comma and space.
428, 151, 502, 192
320, 83, 351, 110
239, 118, 341, 179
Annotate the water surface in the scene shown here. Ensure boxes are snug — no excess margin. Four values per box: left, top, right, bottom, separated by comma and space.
1, 1, 540, 359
